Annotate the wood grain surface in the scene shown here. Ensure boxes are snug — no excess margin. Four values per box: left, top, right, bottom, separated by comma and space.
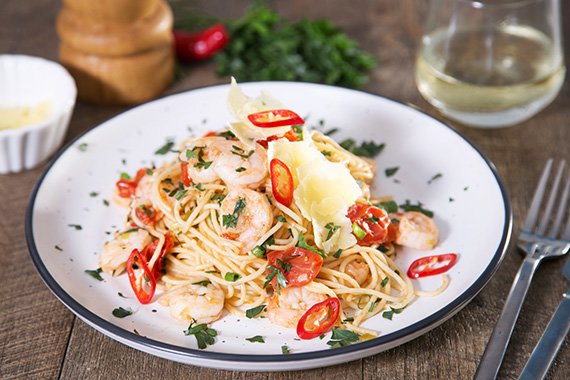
1, 0, 570, 379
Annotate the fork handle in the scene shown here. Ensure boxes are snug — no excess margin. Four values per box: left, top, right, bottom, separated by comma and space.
474, 257, 540, 380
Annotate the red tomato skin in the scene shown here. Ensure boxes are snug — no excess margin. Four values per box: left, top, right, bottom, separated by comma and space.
266, 247, 323, 288
347, 203, 392, 245
174, 23, 229, 61
297, 297, 341, 339
257, 129, 298, 149
116, 168, 148, 198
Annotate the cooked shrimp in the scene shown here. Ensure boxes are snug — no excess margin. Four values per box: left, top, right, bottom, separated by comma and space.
394, 211, 438, 250
211, 140, 268, 188
99, 229, 152, 275
265, 286, 327, 328
135, 172, 154, 200
346, 258, 370, 286
180, 137, 225, 184
160, 283, 225, 324
219, 188, 273, 253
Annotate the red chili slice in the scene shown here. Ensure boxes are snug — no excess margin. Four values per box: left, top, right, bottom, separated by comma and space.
407, 253, 458, 279
180, 161, 192, 187
116, 168, 148, 198
134, 205, 159, 227
126, 248, 156, 304
248, 109, 304, 128
297, 297, 341, 340
270, 158, 294, 207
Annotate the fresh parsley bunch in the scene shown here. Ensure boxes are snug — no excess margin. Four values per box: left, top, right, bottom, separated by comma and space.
216, 2, 376, 88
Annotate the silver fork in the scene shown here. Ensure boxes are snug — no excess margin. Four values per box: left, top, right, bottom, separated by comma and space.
474, 159, 570, 380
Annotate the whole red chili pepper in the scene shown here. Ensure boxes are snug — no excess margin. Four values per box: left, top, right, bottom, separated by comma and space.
174, 23, 229, 61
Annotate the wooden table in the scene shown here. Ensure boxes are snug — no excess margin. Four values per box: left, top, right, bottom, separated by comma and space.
2, 1, 570, 379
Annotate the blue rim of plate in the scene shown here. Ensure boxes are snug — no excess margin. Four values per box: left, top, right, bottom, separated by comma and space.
26, 81, 512, 364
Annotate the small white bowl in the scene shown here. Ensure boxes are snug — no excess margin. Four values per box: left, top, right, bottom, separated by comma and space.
0, 55, 77, 174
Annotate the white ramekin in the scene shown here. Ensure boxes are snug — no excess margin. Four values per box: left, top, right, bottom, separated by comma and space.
0, 55, 77, 174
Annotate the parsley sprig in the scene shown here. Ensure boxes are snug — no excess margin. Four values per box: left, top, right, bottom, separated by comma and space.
184, 319, 218, 349
297, 233, 326, 258
399, 200, 434, 218
326, 327, 360, 348
339, 139, 385, 158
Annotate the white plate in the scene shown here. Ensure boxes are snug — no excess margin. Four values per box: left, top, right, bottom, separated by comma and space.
26, 82, 512, 371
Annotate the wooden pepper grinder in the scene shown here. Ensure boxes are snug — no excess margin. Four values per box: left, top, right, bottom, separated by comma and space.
57, 0, 175, 105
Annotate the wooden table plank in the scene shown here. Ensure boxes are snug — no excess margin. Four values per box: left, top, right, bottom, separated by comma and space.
1, 0, 570, 379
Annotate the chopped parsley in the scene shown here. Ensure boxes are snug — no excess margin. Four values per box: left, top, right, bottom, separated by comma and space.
185, 149, 197, 159
276, 215, 287, 223
89, 192, 99, 197
333, 249, 343, 258
224, 272, 241, 282
245, 304, 266, 319
324, 127, 339, 136
85, 268, 103, 281
54, 245, 63, 252
118, 292, 128, 298
194, 160, 213, 169
382, 307, 403, 320
184, 319, 217, 349
281, 345, 291, 354
235, 167, 246, 172
368, 298, 380, 312
399, 200, 434, 218
324, 222, 340, 241
375, 200, 398, 214
366, 216, 380, 223
210, 193, 226, 204
381, 277, 389, 287
339, 139, 385, 158
193, 280, 211, 287
222, 197, 246, 228
263, 262, 288, 294
321, 150, 332, 157
216, 130, 236, 139
145, 168, 153, 175
112, 307, 133, 318
120, 172, 131, 180
327, 327, 360, 348
155, 140, 175, 155
449, 197, 455, 202
428, 173, 443, 184
232, 149, 255, 159
342, 317, 354, 324
245, 335, 265, 343
68, 224, 82, 230
175, 189, 188, 201
384, 167, 399, 177
77, 143, 88, 152
297, 233, 326, 258
191, 182, 205, 191
103, 199, 110, 206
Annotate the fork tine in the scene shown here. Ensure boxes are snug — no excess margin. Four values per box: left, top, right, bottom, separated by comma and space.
547, 167, 570, 238
523, 158, 553, 232
537, 160, 566, 236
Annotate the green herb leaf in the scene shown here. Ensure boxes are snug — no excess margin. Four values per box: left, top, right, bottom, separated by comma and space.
324, 222, 340, 241
112, 307, 133, 318
120, 172, 131, 180
321, 150, 332, 157
297, 233, 326, 258
326, 327, 360, 348
118, 292, 127, 298
399, 200, 434, 218
155, 140, 175, 155
77, 143, 88, 152
222, 197, 246, 228
185, 149, 197, 159
193, 280, 211, 287
428, 173, 442, 184
382, 306, 404, 320
184, 319, 217, 349
210, 193, 226, 204
333, 249, 343, 259
194, 160, 213, 169
245, 335, 265, 343
103, 199, 110, 206
235, 167, 246, 172
281, 345, 291, 354
339, 139, 385, 158
385, 167, 399, 177
89, 191, 99, 197
54, 245, 63, 252
375, 200, 398, 214
381, 277, 389, 287
276, 215, 287, 223
85, 268, 103, 281
245, 304, 266, 319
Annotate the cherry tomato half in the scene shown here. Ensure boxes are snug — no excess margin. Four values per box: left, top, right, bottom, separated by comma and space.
248, 109, 304, 128
173, 23, 229, 61
127, 248, 156, 304
270, 158, 294, 207
266, 247, 323, 288
116, 168, 148, 198
297, 297, 341, 339
347, 203, 393, 245
407, 253, 458, 279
